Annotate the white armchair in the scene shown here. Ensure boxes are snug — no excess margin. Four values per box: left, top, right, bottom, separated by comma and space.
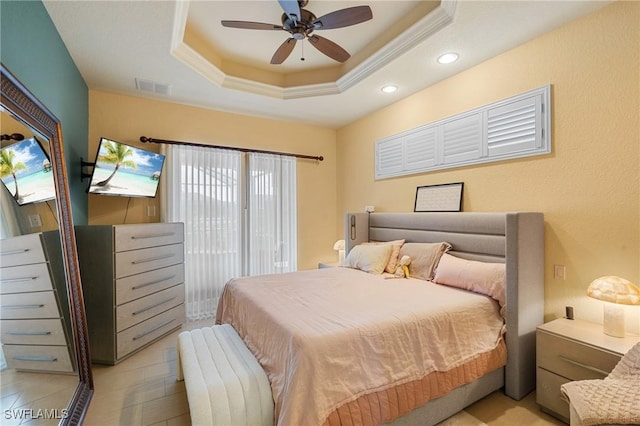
561, 341, 640, 426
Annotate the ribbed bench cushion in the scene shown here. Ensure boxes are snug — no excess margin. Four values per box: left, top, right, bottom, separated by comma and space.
177, 324, 274, 425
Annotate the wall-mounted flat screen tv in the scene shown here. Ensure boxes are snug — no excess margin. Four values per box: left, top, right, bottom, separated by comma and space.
88, 137, 165, 198
0, 137, 55, 205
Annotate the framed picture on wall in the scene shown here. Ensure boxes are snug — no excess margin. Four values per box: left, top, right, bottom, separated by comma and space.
414, 182, 464, 212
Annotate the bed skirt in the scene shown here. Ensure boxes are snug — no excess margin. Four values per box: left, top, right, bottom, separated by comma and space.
322, 339, 507, 426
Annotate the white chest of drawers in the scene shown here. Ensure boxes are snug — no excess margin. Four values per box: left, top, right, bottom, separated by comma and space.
536, 318, 639, 422
0, 232, 75, 373
75, 223, 185, 364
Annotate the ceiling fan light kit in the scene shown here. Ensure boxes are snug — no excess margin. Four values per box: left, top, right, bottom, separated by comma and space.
221, 0, 373, 65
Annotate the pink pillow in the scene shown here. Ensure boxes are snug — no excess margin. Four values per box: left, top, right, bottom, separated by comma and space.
433, 253, 506, 307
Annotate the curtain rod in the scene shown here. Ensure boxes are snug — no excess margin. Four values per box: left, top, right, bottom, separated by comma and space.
140, 136, 323, 162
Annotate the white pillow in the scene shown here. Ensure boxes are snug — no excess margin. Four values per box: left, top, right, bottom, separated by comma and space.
344, 244, 393, 275
362, 239, 405, 273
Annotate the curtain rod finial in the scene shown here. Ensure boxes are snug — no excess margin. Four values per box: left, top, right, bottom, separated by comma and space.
140, 136, 149, 143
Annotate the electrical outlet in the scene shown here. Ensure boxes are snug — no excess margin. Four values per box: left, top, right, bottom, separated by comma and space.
28, 214, 42, 228
146, 205, 157, 217
553, 264, 566, 280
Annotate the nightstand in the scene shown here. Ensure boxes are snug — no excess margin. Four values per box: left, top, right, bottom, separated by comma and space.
536, 318, 639, 422
318, 262, 340, 269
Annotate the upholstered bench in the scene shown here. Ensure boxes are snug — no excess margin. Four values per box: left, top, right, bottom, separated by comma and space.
177, 324, 274, 425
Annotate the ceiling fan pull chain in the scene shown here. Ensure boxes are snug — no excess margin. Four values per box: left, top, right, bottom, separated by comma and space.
301, 39, 305, 61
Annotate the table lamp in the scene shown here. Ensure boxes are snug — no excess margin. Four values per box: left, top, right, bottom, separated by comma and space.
586, 276, 640, 337
333, 239, 345, 264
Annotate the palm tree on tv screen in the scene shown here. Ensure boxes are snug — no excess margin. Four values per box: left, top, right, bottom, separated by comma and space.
96, 141, 137, 186
0, 148, 27, 201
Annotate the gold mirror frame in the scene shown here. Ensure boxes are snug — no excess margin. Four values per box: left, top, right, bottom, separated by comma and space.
1, 63, 93, 424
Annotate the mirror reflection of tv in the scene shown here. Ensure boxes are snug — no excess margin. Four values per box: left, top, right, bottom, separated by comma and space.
88, 137, 165, 198
0, 137, 55, 205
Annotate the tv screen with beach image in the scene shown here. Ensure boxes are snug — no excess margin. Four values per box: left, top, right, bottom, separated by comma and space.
0, 137, 55, 206
88, 138, 165, 198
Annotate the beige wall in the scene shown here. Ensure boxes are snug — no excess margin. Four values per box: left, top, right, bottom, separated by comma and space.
88, 91, 337, 270
336, 2, 640, 331
88, 2, 639, 330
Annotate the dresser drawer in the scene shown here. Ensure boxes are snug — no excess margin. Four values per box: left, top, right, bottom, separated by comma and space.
0, 291, 61, 320
3, 344, 74, 373
0, 318, 67, 345
0, 233, 45, 267
114, 223, 183, 252
0, 263, 54, 294
537, 331, 619, 380
116, 284, 185, 332
117, 303, 184, 360
116, 263, 184, 305
115, 243, 184, 278
536, 367, 570, 421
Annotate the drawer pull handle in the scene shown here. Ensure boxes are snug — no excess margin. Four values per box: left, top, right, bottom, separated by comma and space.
132, 275, 177, 291
131, 253, 174, 265
1, 248, 30, 256
132, 297, 176, 315
131, 232, 175, 240
558, 355, 609, 376
132, 318, 175, 341
12, 355, 57, 362
1, 276, 38, 284
6, 330, 52, 336
2, 304, 45, 309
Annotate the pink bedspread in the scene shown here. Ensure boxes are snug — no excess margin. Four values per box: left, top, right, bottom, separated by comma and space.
215, 267, 505, 426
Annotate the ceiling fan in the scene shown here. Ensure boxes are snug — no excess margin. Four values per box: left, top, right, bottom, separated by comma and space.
221, 0, 373, 64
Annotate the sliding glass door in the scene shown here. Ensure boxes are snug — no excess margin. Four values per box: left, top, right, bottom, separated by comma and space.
164, 145, 296, 321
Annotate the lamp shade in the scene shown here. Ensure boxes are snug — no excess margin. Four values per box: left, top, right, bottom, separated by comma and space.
587, 276, 640, 305
587, 276, 640, 338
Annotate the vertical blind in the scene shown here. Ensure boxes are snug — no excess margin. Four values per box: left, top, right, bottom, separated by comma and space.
247, 153, 297, 275
163, 145, 297, 321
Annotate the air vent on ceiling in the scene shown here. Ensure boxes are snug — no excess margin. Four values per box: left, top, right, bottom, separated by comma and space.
135, 78, 171, 96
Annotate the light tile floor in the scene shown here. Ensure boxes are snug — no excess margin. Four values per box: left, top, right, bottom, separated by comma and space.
1, 363, 77, 426
2, 320, 566, 425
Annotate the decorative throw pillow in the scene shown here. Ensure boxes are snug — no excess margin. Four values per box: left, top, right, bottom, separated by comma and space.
344, 243, 393, 275
398, 242, 451, 281
433, 253, 506, 307
363, 239, 405, 273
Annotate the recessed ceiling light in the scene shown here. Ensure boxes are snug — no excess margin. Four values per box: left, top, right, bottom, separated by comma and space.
437, 52, 459, 64
381, 85, 398, 94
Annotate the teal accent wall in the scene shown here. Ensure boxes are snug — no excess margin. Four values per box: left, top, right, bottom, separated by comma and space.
1, 0, 88, 225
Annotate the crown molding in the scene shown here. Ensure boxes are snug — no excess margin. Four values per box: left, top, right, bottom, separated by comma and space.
171, 0, 457, 100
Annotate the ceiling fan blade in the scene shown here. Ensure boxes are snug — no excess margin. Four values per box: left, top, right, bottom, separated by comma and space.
307, 35, 350, 63
312, 6, 373, 30
271, 38, 297, 64
278, 0, 301, 22
221, 20, 283, 30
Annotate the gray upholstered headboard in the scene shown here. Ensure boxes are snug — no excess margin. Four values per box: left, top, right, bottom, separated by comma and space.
344, 212, 544, 400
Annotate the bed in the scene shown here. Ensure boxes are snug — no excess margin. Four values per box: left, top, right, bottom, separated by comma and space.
215, 212, 544, 426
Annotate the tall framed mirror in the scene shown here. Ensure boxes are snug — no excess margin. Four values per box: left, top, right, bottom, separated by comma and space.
1, 63, 93, 423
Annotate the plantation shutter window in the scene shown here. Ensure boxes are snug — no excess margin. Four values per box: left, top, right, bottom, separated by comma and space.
375, 85, 551, 179
441, 113, 482, 165
404, 127, 438, 171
